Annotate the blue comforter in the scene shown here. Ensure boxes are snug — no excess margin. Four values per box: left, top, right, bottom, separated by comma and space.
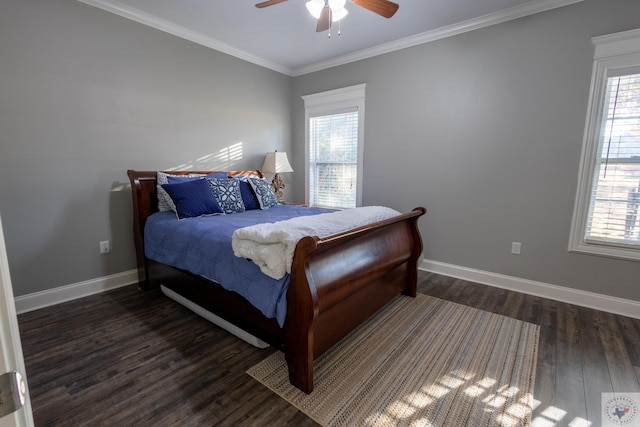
144, 205, 329, 326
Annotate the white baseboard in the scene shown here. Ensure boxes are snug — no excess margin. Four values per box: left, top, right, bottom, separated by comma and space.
420, 259, 640, 320
14, 262, 640, 321
14, 269, 138, 314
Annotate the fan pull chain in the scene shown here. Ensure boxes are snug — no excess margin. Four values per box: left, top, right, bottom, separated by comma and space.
328, 18, 342, 38
328, 2, 331, 38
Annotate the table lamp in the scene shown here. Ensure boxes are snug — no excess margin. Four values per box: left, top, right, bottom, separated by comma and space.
262, 151, 294, 203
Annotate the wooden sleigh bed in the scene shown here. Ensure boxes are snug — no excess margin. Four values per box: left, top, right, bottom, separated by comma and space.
127, 169, 426, 393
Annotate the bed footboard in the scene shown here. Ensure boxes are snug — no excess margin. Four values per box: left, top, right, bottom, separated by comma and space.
285, 207, 425, 393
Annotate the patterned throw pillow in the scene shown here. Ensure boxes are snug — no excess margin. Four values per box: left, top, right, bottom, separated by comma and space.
157, 171, 227, 212
161, 179, 223, 219
247, 177, 278, 209
207, 178, 246, 214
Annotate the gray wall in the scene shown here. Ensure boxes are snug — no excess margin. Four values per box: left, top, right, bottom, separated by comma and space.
291, 0, 640, 301
0, 0, 292, 296
1, 0, 638, 303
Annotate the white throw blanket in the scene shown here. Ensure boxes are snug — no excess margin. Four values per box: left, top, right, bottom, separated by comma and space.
231, 206, 401, 280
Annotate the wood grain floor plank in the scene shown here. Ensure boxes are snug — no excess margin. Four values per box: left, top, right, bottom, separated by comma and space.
599, 312, 640, 393
537, 299, 558, 372
530, 299, 558, 425
555, 374, 587, 426
616, 314, 640, 385
531, 362, 556, 423
577, 306, 614, 427
555, 302, 583, 382
500, 290, 527, 320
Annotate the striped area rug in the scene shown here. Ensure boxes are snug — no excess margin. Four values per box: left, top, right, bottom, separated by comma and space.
247, 294, 539, 427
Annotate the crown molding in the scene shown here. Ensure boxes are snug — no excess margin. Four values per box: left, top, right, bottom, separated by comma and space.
78, 0, 583, 77
76, 0, 293, 75
292, 0, 584, 76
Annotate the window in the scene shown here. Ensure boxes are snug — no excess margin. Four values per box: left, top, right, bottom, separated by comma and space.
302, 84, 365, 209
570, 29, 640, 261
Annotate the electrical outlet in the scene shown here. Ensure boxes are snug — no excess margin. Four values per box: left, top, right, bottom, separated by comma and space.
99, 240, 110, 254
511, 242, 521, 255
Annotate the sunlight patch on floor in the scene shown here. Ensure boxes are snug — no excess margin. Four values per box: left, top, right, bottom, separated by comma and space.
542, 406, 567, 421
465, 377, 498, 397
568, 417, 591, 426
364, 369, 534, 426
530, 404, 592, 427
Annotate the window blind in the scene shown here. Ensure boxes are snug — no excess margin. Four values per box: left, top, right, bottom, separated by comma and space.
585, 73, 640, 247
309, 109, 359, 209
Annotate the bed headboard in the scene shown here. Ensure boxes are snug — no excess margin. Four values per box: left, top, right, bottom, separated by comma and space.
126, 169, 264, 289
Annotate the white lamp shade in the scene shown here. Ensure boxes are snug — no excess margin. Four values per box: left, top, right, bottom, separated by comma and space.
262, 152, 294, 174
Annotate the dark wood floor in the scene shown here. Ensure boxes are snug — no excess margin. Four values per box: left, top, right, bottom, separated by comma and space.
18, 271, 640, 426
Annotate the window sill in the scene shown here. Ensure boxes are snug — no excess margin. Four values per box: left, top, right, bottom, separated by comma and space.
569, 241, 640, 262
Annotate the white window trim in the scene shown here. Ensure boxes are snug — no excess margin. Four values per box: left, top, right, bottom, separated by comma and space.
302, 84, 366, 208
569, 28, 640, 261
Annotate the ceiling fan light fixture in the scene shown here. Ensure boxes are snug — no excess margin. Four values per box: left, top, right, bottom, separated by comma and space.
305, 0, 324, 19
307, 0, 348, 22
258, 0, 398, 34
331, 7, 348, 22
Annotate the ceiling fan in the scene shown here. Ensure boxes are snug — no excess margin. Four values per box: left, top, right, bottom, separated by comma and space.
255, 0, 399, 33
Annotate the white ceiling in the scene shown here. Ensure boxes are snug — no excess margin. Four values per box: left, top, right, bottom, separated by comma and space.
78, 0, 581, 76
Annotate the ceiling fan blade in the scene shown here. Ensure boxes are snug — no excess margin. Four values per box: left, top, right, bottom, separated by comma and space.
316, 5, 331, 32
350, 0, 399, 18
255, 0, 288, 8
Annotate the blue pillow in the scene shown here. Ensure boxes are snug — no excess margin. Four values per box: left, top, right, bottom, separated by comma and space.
157, 171, 207, 212
161, 179, 223, 219
247, 177, 278, 209
207, 178, 246, 214
238, 180, 260, 210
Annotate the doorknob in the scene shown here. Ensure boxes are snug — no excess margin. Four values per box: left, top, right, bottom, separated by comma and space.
0, 371, 26, 418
